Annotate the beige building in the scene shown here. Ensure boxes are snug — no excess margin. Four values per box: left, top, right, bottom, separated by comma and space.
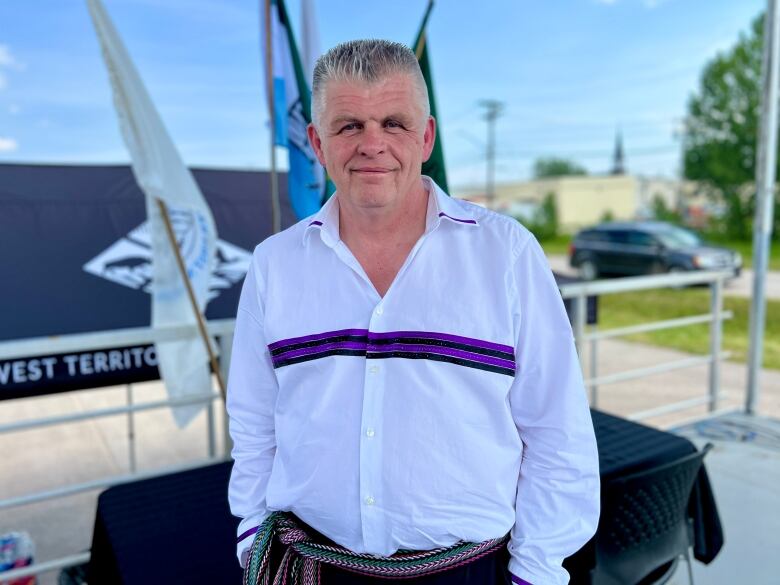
453, 175, 699, 233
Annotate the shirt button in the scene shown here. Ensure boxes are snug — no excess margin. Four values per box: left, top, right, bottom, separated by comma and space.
375, 306, 384, 315
366, 428, 375, 438
368, 365, 379, 374
365, 496, 375, 506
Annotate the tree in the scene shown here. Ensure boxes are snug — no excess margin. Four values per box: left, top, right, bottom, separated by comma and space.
523, 192, 559, 241
532, 157, 587, 179
651, 194, 682, 224
683, 12, 780, 240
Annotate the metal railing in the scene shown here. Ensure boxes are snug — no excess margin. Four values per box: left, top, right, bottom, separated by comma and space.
560, 268, 735, 422
0, 320, 236, 580
0, 270, 737, 578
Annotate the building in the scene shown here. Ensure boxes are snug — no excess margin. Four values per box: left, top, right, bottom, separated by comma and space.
453, 175, 700, 234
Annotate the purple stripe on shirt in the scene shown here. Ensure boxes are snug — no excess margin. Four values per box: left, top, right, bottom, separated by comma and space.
308, 220, 323, 226
438, 212, 478, 225
367, 343, 515, 370
367, 331, 514, 354
237, 526, 258, 543
511, 576, 532, 585
268, 329, 369, 351
272, 340, 368, 362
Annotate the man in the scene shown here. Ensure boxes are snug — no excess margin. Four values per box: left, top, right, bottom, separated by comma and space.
227, 40, 599, 585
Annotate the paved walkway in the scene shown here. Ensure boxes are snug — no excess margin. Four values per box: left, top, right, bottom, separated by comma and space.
547, 254, 780, 299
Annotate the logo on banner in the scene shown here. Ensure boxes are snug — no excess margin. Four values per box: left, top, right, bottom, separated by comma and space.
82, 213, 251, 301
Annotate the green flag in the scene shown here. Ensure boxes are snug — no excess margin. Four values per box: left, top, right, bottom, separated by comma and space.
413, 1, 449, 194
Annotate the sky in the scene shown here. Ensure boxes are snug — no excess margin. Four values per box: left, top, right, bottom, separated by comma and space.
0, 0, 768, 190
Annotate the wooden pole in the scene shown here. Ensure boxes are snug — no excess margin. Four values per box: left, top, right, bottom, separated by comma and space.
156, 198, 226, 403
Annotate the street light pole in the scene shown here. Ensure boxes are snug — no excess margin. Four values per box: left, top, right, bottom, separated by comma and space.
479, 99, 504, 209
746, 0, 780, 413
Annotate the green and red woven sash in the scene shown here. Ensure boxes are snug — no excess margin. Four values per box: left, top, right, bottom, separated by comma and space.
243, 512, 509, 585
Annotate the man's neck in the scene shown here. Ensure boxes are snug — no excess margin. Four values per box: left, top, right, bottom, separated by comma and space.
338, 182, 429, 252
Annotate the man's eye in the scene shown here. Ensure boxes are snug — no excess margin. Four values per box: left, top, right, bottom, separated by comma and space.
340, 123, 360, 132
385, 120, 403, 129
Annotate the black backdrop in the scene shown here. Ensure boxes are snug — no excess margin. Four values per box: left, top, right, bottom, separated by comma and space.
0, 163, 295, 400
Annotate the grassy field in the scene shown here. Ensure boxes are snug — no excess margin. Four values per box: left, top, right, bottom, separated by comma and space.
539, 234, 780, 270
597, 288, 780, 371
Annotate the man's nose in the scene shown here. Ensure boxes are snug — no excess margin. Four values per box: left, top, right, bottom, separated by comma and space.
357, 124, 385, 157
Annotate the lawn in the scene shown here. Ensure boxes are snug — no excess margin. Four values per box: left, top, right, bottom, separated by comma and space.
596, 288, 780, 371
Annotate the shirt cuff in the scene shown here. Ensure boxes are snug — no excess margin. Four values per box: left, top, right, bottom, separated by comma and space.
510, 575, 533, 585
236, 525, 259, 568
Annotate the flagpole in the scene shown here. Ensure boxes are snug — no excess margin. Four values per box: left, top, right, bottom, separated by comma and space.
415, 0, 434, 58
264, 0, 282, 234
156, 199, 226, 402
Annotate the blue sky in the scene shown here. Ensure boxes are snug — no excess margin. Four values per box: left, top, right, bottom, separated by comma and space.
0, 0, 766, 189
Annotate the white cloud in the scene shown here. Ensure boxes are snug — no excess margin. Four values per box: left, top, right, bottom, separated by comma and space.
0, 45, 21, 69
0, 137, 18, 152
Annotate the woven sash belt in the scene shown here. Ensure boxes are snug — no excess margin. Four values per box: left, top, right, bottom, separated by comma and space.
243, 512, 509, 585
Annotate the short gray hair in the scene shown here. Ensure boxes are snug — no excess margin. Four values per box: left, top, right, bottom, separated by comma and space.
311, 39, 430, 127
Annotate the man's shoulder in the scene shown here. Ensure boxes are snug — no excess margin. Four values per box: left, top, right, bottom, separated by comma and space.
444, 196, 535, 254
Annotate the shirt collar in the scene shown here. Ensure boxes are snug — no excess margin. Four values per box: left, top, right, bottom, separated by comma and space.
302, 175, 479, 247
422, 176, 480, 232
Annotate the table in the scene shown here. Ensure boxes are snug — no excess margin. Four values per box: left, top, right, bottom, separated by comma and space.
564, 410, 724, 583
87, 410, 722, 584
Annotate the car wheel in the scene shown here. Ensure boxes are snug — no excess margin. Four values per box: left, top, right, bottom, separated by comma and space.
668, 265, 686, 289
649, 261, 665, 275
579, 259, 598, 281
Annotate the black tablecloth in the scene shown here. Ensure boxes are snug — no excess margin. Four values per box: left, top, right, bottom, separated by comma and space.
563, 411, 724, 584
88, 410, 722, 584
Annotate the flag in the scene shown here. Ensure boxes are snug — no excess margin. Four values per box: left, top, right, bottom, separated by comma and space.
86, 0, 218, 428
300, 0, 320, 87
263, 0, 326, 218
413, 0, 449, 194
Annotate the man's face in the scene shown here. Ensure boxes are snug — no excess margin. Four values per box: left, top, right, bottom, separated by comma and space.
307, 73, 435, 214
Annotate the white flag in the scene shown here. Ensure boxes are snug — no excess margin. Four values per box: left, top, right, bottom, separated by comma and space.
86, 0, 217, 428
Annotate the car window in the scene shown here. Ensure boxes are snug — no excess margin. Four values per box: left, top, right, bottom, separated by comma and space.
579, 230, 607, 242
656, 227, 701, 249
627, 231, 656, 247
605, 230, 630, 244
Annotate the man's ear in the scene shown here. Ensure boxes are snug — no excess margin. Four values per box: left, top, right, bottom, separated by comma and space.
422, 116, 436, 163
307, 123, 327, 167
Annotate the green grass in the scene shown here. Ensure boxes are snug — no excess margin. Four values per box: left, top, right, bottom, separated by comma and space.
538, 235, 572, 255
597, 289, 780, 371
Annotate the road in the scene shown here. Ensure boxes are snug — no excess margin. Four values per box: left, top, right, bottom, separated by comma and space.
546, 255, 780, 300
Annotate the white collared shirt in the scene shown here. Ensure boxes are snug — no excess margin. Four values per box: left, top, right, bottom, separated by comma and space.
227, 177, 599, 585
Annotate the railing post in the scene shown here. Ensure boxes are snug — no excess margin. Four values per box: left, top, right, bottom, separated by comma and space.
574, 293, 587, 370
126, 383, 137, 473
708, 277, 724, 412
589, 331, 599, 407
219, 333, 234, 458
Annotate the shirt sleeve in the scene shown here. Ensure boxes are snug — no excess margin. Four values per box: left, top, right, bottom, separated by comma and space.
226, 255, 280, 568
506, 235, 600, 585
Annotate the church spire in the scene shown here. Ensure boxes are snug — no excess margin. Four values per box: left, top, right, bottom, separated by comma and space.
611, 128, 625, 175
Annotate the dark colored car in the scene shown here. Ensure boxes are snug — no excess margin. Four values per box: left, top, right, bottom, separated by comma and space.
568, 221, 742, 280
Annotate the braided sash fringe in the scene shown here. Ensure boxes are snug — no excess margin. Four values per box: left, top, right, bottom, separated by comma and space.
243, 512, 509, 585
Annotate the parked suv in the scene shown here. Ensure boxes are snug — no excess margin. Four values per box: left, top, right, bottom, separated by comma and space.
569, 221, 742, 280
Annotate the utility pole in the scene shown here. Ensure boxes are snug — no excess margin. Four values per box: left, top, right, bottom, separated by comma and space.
479, 99, 504, 209
747, 0, 780, 413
